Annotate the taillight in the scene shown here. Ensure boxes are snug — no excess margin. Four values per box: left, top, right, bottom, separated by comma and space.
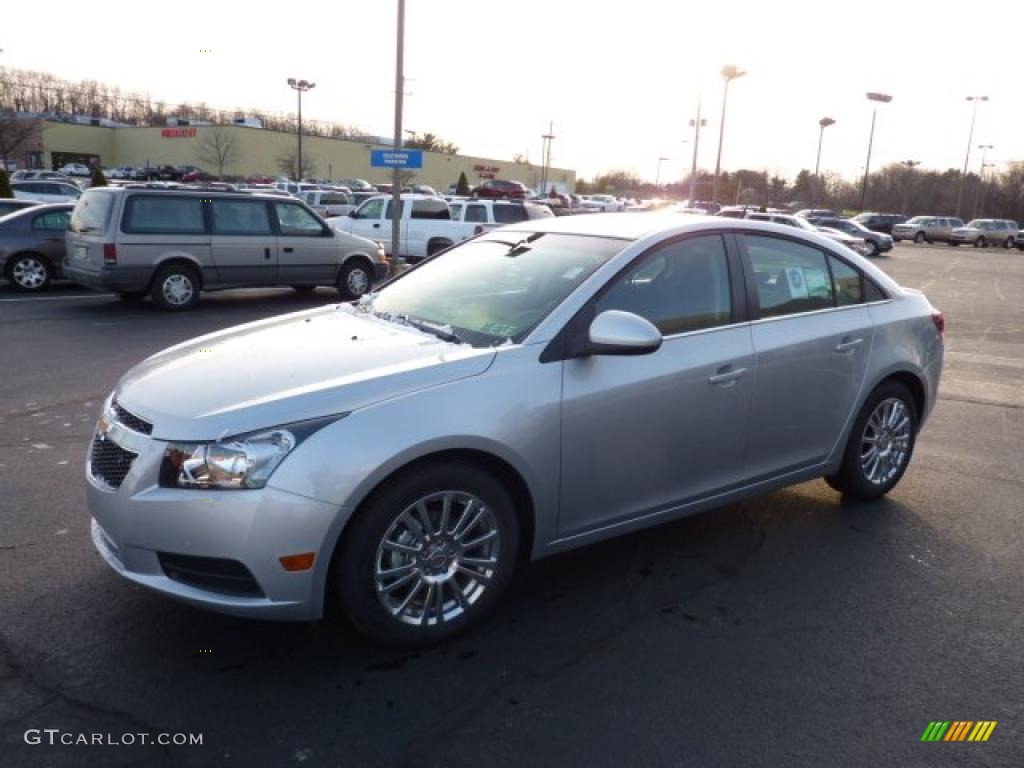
103, 243, 117, 265
931, 311, 945, 338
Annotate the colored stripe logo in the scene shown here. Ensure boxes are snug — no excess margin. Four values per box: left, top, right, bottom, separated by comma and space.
921, 721, 997, 742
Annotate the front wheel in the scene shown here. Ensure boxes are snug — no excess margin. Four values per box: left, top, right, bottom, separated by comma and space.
333, 462, 520, 647
975, 236, 987, 248
825, 381, 918, 500
914, 232, 926, 244
336, 260, 372, 301
8, 254, 53, 291
1004, 237, 1015, 249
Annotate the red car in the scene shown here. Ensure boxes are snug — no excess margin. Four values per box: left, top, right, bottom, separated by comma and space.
472, 179, 529, 200
181, 169, 216, 183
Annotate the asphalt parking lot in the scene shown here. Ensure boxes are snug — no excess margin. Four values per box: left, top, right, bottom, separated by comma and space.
1, 243, 1021, 767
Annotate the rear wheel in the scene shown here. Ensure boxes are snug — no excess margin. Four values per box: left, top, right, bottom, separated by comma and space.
975, 236, 987, 248
150, 263, 200, 311
825, 381, 918, 500
8, 254, 52, 291
914, 232, 926, 244
335, 260, 372, 301
333, 462, 520, 647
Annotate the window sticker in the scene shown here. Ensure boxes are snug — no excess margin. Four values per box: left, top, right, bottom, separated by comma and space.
784, 266, 808, 299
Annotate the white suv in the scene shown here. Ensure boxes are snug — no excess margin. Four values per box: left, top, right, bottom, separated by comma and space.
447, 199, 554, 232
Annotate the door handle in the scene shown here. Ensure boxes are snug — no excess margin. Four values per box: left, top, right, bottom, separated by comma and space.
264, 247, 271, 259
835, 337, 864, 353
372, 223, 380, 229
708, 366, 747, 386
283, 247, 294, 253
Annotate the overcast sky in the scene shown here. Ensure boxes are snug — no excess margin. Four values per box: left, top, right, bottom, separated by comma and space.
3, 0, 1020, 182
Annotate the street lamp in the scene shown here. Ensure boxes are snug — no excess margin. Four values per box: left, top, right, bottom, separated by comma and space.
711, 65, 747, 203
973, 144, 994, 218
688, 97, 707, 204
899, 159, 920, 214
287, 77, 316, 181
860, 91, 892, 209
540, 121, 555, 195
956, 96, 988, 219
655, 156, 669, 187
815, 117, 835, 177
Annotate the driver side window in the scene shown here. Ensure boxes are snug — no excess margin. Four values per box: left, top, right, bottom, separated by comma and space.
595, 235, 733, 335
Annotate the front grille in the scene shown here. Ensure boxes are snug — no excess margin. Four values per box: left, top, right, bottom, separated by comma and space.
112, 400, 153, 435
157, 552, 265, 597
89, 435, 138, 489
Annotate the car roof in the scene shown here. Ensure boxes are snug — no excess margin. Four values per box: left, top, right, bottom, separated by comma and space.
497, 211, 726, 240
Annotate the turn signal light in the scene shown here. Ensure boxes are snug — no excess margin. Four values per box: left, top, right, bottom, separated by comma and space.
279, 552, 316, 572
931, 311, 945, 338
103, 243, 117, 265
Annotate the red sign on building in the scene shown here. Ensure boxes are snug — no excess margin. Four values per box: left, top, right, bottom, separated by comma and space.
161, 127, 197, 138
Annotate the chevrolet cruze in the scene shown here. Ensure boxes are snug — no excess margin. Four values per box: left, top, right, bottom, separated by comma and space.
85, 214, 944, 646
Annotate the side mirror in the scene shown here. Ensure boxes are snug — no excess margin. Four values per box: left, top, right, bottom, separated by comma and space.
587, 310, 662, 356
348, 209, 358, 218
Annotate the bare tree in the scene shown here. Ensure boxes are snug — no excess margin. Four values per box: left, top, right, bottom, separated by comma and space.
194, 126, 240, 179
276, 150, 316, 180
0, 111, 42, 170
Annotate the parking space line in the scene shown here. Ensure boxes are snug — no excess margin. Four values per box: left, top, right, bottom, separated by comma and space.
0, 294, 111, 303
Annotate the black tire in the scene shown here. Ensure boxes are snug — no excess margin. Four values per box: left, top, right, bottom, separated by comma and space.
868, 241, 880, 257
975, 237, 986, 248
7, 253, 53, 292
1004, 237, 1015, 249
914, 232, 926, 244
427, 240, 453, 257
291, 285, 317, 294
117, 291, 146, 302
335, 260, 373, 301
333, 461, 520, 648
825, 380, 918, 500
149, 263, 200, 311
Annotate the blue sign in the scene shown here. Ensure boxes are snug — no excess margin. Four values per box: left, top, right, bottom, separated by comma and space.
370, 149, 424, 169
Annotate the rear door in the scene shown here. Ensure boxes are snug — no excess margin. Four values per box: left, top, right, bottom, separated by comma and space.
272, 201, 339, 285
739, 234, 874, 480
29, 208, 72, 263
209, 197, 277, 285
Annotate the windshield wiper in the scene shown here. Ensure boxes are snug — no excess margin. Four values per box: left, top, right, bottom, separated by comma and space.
401, 316, 465, 344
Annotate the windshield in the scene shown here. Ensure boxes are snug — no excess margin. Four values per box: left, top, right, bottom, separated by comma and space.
363, 232, 627, 346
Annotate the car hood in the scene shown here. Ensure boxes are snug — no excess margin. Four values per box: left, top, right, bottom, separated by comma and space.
113, 305, 496, 441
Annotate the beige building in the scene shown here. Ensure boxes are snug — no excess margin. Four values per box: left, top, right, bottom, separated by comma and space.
34, 122, 575, 192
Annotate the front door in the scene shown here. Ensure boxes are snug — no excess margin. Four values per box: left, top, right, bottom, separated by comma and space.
273, 201, 339, 285
559, 233, 754, 537
738, 234, 873, 481
208, 198, 277, 285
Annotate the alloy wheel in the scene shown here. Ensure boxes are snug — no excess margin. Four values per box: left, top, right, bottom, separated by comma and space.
374, 491, 500, 627
860, 398, 912, 486
12, 257, 48, 289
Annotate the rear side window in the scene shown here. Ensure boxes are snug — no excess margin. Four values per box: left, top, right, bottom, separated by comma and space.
828, 255, 863, 306
31, 211, 71, 231
71, 189, 115, 233
744, 235, 834, 318
410, 199, 450, 220
211, 200, 272, 235
493, 205, 528, 224
274, 203, 325, 236
465, 204, 487, 223
596, 234, 732, 335
124, 196, 206, 234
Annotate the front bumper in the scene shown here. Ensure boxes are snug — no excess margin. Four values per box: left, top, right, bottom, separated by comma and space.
875, 239, 893, 253
86, 423, 343, 620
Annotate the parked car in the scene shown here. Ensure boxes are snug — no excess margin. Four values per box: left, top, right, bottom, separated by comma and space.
717, 205, 761, 218
581, 194, 625, 212
63, 187, 389, 309
330, 194, 479, 262
447, 199, 554, 232
794, 208, 839, 219
181, 169, 216, 183
806, 217, 894, 256
0, 203, 74, 291
81, 213, 944, 646
302, 189, 357, 218
11, 170, 73, 182
852, 212, 907, 235
12, 181, 83, 204
157, 165, 203, 181
948, 219, 1019, 248
745, 212, 872, 256
472, 179, 529, 200
374, 184, 413, 196
58, 163, 92, 177
891, 216, 964, 244
0, 199, 41, 217
411, 185, 439, 197
338, 178, 376, 193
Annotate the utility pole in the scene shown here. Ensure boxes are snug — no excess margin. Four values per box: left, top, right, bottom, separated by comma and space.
815, 117, 835, 177
541, 121, 555, 194
712, 65, 746, 204
956, 96, 987, 219
860, 92, 892, 210
655, 156, 669, 187
973, 145, 993, 219
391, 0, 405, 262
287, 78, 316, 181
899, 159, 920, 215
688, 96, 705, 205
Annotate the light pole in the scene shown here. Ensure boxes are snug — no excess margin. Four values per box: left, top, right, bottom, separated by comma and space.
391, 0, 405, 261
814, 117, 835, 177
688, 97, 706, 204
860, 92, 892, 210
973, 144, 993, 218
956, 96, 987, 219
655, 156, 669, 187
899, 159, 920, 215
286, 78, 316, 181
712, 65, 746, 204
540, 121, 555, 194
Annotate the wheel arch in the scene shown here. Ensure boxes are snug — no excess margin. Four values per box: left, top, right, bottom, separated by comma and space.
151, 254, 205, 289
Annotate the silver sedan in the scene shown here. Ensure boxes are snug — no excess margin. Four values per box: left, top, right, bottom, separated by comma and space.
84, 214, 944, 646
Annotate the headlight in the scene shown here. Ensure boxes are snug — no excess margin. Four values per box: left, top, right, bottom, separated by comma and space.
161, 430, 295, 490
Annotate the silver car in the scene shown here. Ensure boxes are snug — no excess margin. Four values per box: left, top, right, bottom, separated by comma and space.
85, 214, 944, 646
